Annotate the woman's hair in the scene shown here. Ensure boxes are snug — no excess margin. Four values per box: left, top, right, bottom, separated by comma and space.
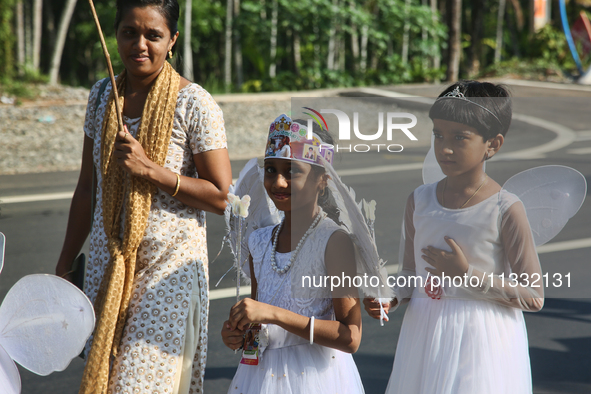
115, 0, 180, 54
429, 80, 512, 140
292, 119, 341, 225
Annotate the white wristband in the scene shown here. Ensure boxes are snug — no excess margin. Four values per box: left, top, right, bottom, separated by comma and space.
309, 316, 315, 344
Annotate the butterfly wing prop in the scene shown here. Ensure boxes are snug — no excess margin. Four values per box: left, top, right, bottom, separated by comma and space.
0, 275, 95, 377
0, 343, 20, 394
502, 165, 587, 246
0, 232, 5, 275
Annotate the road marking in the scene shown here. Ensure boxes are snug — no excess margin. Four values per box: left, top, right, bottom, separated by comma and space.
567, 147, 591, 155
210, 285, 251, 300
210, 238, 591, 300
575, 130, 591, 141
497, 78, 591, 92
1, 191, 74, 204
536, 238, 591, 254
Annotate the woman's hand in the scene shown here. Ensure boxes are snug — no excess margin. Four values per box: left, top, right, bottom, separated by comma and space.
228, 298, 275, 331
113, 125, 154, 178
422, 236, 469, 278
363, 297, 393, 321
221, 320, 244, 350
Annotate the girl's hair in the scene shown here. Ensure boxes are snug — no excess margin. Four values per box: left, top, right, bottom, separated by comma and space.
292, 119, 341, 225
114, 0, 180, 54
429, 80, 512, 140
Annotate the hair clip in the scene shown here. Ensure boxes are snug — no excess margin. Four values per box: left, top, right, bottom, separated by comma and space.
442, 86, 466, 99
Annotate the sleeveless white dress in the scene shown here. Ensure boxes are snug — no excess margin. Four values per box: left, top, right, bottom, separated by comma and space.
227, 218, 365, 394
386, 183, 538, 394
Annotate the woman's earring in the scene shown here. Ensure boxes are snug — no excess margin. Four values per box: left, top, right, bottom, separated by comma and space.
484, 151, 490, 161
168, 50, 173, 59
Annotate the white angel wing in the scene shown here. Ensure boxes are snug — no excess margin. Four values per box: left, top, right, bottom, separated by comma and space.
502, 165, 587, 246
0, 232, 5, 275
225, 158, 282, 279
0, 274, 95, 376
0, 343, 20, 394
323, 159, 393, 299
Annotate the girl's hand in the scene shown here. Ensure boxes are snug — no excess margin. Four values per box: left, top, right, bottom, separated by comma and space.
221, 320, 244, 350
422, 236, 469, 278
113, 125, 154, 178
363, 297, 393, 321
229, 298, 275, 331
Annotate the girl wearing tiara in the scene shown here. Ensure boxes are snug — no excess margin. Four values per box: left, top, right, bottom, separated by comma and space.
221, 114, 368, 394
365, 81, 544, 393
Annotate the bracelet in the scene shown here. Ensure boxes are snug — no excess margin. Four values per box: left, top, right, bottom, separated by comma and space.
172, 173, 181, 197
309, 316, 315, 344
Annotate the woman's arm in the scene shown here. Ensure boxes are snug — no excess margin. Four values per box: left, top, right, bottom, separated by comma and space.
112, 130, 232, 215
55, 135, 95, 279
228, 231, 362, 354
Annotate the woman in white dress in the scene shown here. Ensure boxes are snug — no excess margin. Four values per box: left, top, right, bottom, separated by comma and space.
54, 1, 231, 393
364, 81, 544, 394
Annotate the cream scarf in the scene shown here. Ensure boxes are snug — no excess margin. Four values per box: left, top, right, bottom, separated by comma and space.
79, 61, 180, 394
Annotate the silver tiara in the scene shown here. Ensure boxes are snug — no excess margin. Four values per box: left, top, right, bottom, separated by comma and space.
437, 86, 502, 126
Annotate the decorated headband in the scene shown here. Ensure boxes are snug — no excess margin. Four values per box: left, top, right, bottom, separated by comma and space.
265, 114, 334, 166
435, 86, 503, 126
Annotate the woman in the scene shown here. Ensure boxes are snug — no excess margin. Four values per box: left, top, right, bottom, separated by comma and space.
54, 1, 231, 393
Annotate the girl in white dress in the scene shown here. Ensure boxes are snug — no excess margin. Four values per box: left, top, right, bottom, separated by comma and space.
221, 114, 366, 394
364, 81, 544, 394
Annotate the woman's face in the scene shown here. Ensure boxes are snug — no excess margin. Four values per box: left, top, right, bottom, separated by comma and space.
116, 6, 178, 79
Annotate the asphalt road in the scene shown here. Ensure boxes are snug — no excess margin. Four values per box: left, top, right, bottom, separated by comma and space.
0, 81, 590, 393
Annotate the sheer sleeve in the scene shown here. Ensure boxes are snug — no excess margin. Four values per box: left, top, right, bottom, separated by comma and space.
392, 192, 417, 310
465, 200, 544, 311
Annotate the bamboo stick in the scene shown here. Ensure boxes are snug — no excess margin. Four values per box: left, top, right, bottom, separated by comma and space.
88, 0, 124, 134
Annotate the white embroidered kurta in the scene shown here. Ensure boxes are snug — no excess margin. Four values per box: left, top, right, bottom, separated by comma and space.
83, 78, 227, 394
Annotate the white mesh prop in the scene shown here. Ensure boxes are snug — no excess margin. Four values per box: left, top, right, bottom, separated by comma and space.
0, 274, 95, 376
0, 344, 20, 394
322, 158, 393, 299
502, 165, 587, 246
223, 158, 282, 280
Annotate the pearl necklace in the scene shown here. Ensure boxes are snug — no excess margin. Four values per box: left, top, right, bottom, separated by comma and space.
270, 209, 326, 274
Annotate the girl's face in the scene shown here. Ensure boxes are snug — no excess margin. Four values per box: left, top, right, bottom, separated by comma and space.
116, 6, 178, 79
264, 159, 324, 213
432, 118, 495, 177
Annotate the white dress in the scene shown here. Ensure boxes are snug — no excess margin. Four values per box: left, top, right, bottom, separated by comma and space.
228, 219, 365, 394
386, 182, 542, 394
83, 78, 227, 394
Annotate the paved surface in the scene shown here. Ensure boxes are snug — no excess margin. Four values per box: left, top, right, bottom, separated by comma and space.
0, 81, 590, 393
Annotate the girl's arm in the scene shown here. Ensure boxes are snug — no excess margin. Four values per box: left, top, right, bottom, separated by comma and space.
468, 201, 544, 311
221, 255, 258, 350
364, 192, 416, 319
423, 201, 544, 312
113, 130, 232, 215
228, 231, 362, 354
55, 135, 94, 279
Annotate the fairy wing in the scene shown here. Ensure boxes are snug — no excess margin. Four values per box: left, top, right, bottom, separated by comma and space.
323, 159, 393, 299
502, 165, 587, 246
225, 158, 282, 278
0, 343, 20, 394
0, 232, 5, 275
0, 274, 95, 376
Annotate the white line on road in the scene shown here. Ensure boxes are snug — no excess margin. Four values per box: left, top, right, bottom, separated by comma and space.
1, 191, 74, 204
567, 147, 591, 155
